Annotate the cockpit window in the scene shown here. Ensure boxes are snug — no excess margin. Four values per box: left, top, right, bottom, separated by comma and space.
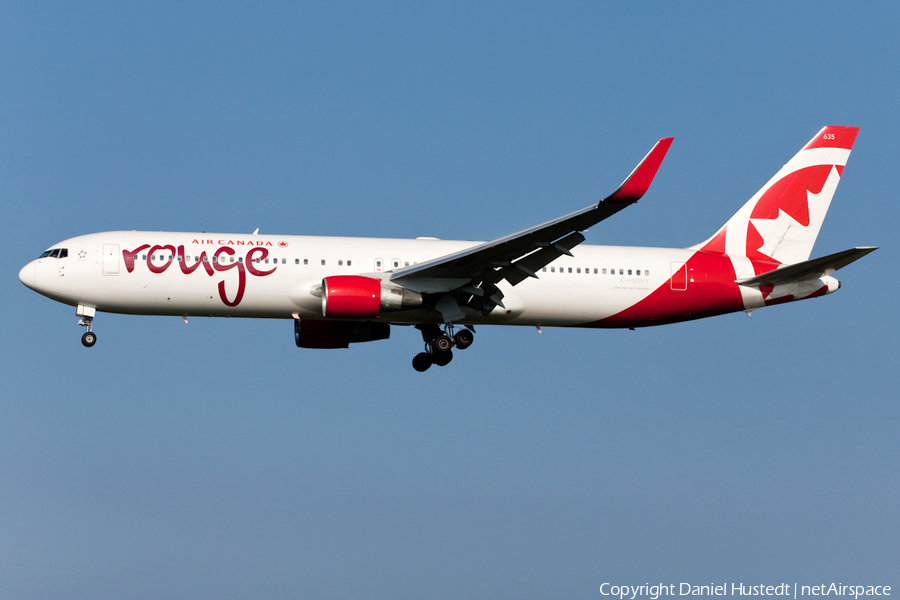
38, 248, 69, 259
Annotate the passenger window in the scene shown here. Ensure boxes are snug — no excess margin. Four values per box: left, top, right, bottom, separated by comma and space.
568, 268, 572, 273
282, 258, 286, 264
238, 257, 243, 263
645, 270, 650, 276
619, 269, 623, 275
347, 260, 352, 266
264, 258, 268, 264
295, 259, 299, 265
303, 259, 308, 265
551, 267, 555, 272
405, 262, 409, 267
628, 269, 632, 275
577, 268, 581, 273
321, 260, 325, 265
212, 256, 217, 263
393, 261, 399, 268
338, 260, 343, 266
542, 267, 547, 272
593, 268, 597, 274
636, 270, 641, 275
376, 260, 382, 267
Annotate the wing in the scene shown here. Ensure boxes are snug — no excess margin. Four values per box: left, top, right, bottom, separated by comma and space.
392, 137, 674, 303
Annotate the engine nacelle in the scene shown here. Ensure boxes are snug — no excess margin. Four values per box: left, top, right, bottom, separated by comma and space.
294, 319, 390, 349
321, 275, 423, 318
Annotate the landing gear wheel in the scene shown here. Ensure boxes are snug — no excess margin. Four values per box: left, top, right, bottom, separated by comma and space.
433, 335, 453, 353
81, 331, 97, 347
412, 352, 433, 372
454, 329, 474, 350
432, 350, 453, 367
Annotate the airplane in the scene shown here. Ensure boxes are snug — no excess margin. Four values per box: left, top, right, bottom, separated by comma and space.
19, 126, 876, 371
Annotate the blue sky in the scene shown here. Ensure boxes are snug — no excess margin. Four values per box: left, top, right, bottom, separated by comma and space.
2, 3, 898, 599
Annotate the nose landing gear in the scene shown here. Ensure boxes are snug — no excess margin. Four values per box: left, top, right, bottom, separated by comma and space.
77, 304, 97, 347
411, 324, 475, 372
81, 329, 96, 347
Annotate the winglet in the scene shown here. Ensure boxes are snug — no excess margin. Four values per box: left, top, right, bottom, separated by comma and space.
603, 137, 674, 204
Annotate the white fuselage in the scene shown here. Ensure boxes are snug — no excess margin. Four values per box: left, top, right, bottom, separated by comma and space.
20, 230, 713, 328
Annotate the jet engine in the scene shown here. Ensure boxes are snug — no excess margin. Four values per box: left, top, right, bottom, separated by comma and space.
295, 319, 390, 349
321, 275, 423, 318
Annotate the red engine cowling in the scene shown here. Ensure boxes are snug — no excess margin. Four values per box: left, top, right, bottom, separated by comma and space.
321, 275, 423, 318
322, 276, 381, 318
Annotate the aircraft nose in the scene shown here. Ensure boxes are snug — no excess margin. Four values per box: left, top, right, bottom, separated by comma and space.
19, 261, 35, 290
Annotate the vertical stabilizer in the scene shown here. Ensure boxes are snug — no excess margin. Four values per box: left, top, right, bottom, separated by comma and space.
692, 126, 858, 269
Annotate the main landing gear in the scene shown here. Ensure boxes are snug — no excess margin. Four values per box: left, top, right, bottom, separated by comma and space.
412, 324, 475, 372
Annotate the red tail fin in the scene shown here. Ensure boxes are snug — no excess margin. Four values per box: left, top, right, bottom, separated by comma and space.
692, 126, 859, 269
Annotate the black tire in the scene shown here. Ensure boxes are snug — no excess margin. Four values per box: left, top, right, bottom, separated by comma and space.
81, 332, 97, 347
433, 335, 453, 353
454, 329, 474, 350
432, 350, 453, 367
412, 352, 433, 372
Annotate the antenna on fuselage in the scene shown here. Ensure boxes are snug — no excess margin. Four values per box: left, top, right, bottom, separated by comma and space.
252, 228, 259, 235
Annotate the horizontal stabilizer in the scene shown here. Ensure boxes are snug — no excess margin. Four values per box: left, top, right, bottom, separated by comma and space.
736, 246, 877, 288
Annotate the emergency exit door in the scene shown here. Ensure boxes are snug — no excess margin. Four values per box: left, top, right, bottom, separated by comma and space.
670, 261, 687, 291
102, 244, 119, 274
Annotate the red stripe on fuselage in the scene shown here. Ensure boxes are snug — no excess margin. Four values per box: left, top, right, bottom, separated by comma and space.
579, 250, 745, 328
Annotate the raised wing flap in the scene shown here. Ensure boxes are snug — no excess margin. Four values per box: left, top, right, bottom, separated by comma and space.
488, 232, 586, 287
736, 246, 877, 287
392, 137, 673, 294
